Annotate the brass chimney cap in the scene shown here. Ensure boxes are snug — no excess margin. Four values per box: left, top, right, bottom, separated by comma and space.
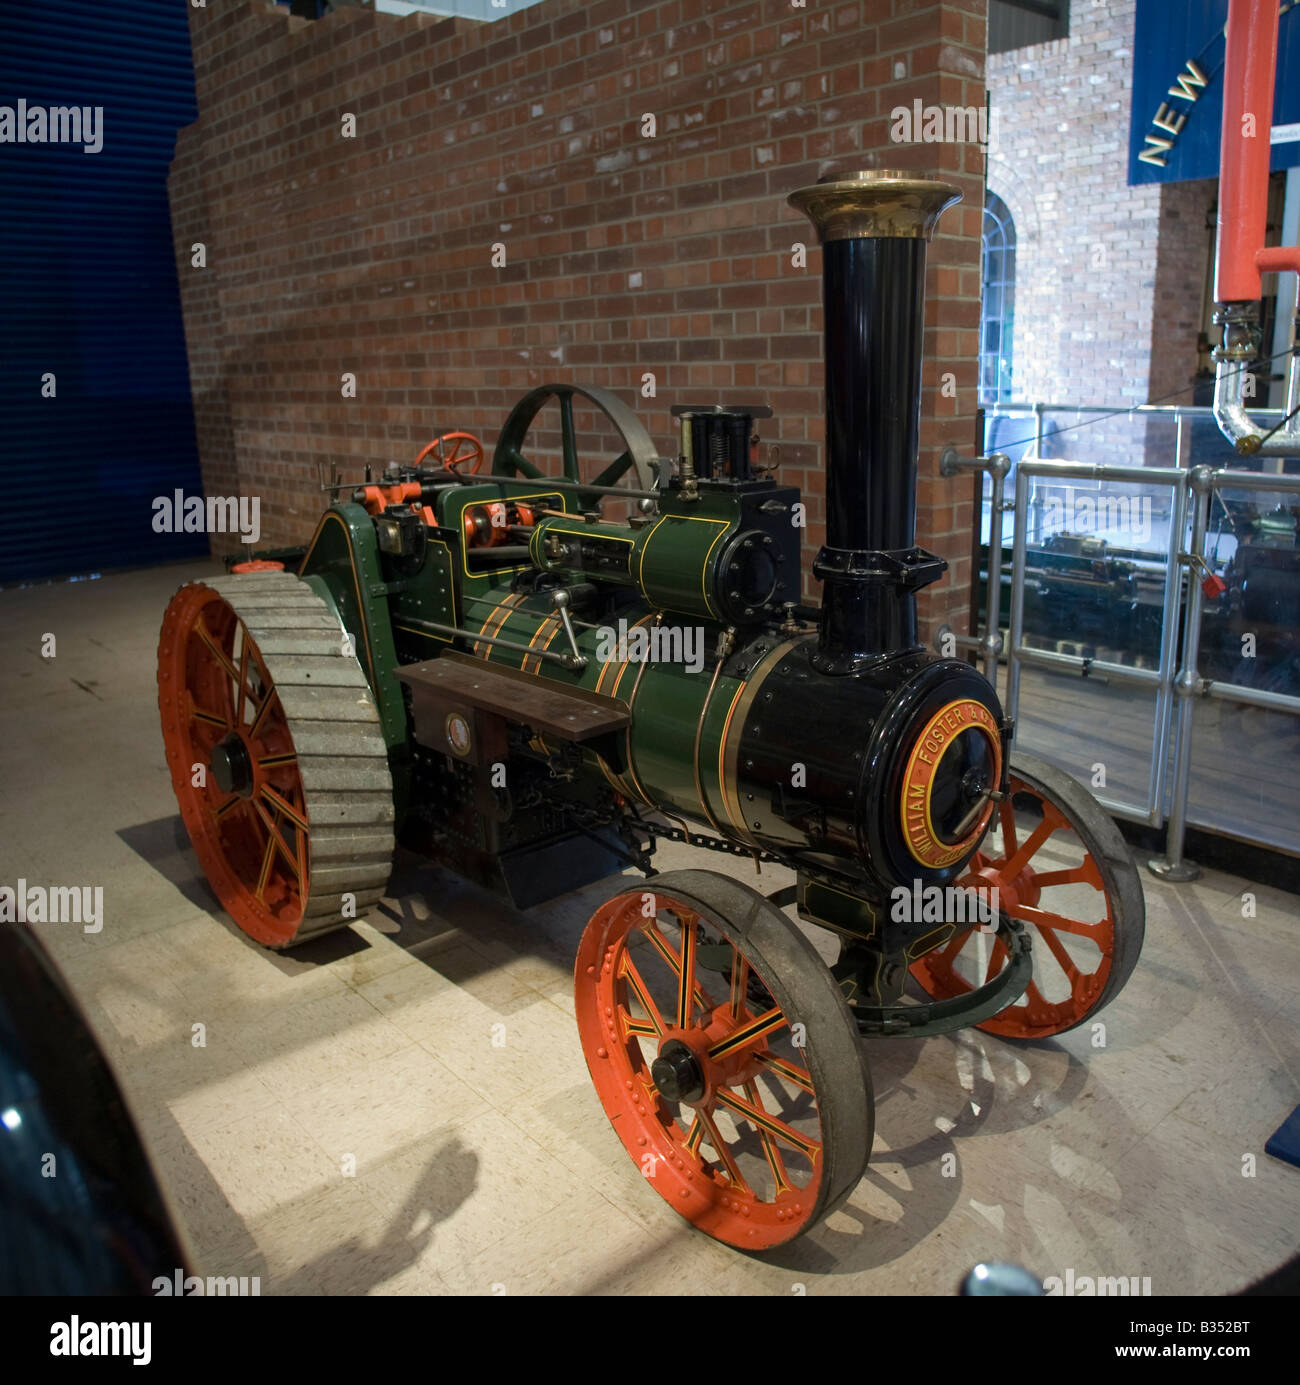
788, 170, 962, 243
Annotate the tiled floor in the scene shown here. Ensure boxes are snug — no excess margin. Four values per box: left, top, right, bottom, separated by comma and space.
2, 559, 1297, 1294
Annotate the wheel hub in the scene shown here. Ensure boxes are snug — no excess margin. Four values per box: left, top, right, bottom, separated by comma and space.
651, 1039, 705, 1104
210, 733, 254, 798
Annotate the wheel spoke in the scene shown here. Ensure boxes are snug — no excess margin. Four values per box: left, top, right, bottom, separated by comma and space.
248, 685, 279, 739
261, 783, 309, 834
754, 1051, 815, 1095
1033, 921, 1083, 985
729, 947, 750, 1018
696, 1106, 753, 1193
620, 955, 667, 1037
505, 448, 543, 480
745, 1080, 794, 1197
707, 1004, 787, 1061
714, 1088, 821, 1162
1014, 904, 1104, 940
195, 617, 240, 686
677, 915, 697, 1029
984, 934, 1009, 984
254, 832, 275, 900
559, 391, 578, 481
640, 919, 716, 1015
998, 798, 1019, 857
253, 799, 302, 886
590, 450, 633, 489
236, 635, 250, 724
994, 814, 1058, 883
211, 794, 241, 819
190, 697, 230, 730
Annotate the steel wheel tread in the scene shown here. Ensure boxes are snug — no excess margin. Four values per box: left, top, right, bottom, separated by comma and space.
158, 571, 394, 949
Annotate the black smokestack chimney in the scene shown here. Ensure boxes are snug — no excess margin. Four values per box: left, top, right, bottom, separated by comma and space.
788, 170, 962, 673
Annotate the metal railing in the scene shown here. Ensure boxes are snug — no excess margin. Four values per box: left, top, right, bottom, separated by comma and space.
946, 413, 1300, 879
1153, 466, 1300, 879
1005, 460, 1189, 831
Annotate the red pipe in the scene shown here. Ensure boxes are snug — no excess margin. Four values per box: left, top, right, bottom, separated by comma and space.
1256, 245, 1300, 274
1215, 0, 1280, 302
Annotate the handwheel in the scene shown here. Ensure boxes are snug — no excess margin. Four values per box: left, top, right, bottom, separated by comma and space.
491, 382, 659, 506
415, 430, 484, 474
574, 868, 873, 1249
157, 572, 394, 949
910, 751, 1145, 1040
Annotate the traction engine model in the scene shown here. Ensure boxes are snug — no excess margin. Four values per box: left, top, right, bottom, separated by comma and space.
158, 172, 1145, 1249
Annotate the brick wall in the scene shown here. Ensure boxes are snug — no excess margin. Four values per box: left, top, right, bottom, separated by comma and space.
169, 0, 989, 640
986, 0, 1213, 440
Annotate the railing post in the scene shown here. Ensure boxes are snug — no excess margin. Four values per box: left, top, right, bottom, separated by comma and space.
1148, 466, 1212, 881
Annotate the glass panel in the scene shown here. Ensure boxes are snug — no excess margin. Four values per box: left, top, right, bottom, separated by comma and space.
1014, 674, 1158, 817
1183, 701, 1299, 853
1199, 484, 1300, 692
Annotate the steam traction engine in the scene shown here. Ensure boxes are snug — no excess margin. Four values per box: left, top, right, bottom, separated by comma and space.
157, 173, 1144, 1249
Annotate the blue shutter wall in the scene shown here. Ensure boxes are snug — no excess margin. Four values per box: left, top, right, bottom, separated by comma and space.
0, 0, 207, 583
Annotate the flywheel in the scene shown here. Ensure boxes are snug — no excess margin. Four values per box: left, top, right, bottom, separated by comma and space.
157, 570, 393, 949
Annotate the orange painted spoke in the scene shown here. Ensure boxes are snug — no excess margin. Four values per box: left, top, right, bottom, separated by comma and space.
677, 916, 697, 1029
998, 799, 1019, 857
254, 833, 275, 900
256, 752, 297, 770
984, 935, 1009, 984
253, 799, 302, 885
248, 685, 279, 739
1014, 904, 1103, 940
190, 699, 229, 729
707, 1004, 787, 1061
996, 815, 1057, 882
1032, 866, 1095, 888
620, 955, 667, 1037
745, 1080, 794, 1196
715, 1088, 821, 1162
728, 948, 749, 1018
236, 637, 250, 724
938, 926, 976, 964
1033, 921, 1082, 984
261, 784, 309, 834
195, 619, 239, 684
211, 794, 241, 819
640, 920, 715, 1016
622, 1017, 658, 1039
697, 1107, 752, 1193
755, 1051, 815, 1095
683, 1114, 706, 1158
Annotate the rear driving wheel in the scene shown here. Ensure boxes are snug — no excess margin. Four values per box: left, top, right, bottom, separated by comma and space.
157, 572, 394, 949
575, 868, 872, 1249
910, 751, 1145, 1040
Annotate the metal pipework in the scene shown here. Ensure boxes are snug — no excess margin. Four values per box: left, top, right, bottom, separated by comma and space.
935, 446, 1010, 687
788, 170, 962, 672
1212, 300, 1300, 456
1211, 0, 1300, 456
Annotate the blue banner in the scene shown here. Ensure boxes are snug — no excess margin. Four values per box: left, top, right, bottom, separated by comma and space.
1128, 0, 1300, 186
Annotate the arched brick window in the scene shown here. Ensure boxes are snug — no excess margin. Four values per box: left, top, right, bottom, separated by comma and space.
980, 191, 1017, 404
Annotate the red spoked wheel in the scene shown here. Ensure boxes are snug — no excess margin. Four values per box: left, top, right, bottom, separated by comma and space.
575, 869, 872, 1249
157, 572, 393, 949
415, 431, 485, 475
910, 751, 1145, 1040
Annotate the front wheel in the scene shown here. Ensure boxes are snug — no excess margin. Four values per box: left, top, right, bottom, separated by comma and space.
574, 869, 872, 1249
910, 751, 1145, 1040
